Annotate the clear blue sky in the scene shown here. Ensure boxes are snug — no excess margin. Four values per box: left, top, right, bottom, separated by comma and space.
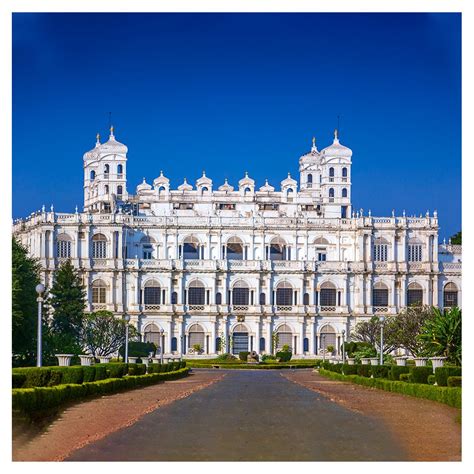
12, 13, 461, 240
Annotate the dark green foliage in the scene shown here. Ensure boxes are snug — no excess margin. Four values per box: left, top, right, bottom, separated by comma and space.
47, 260, 86, 355
370, 365, 391, 378
103, 363, 128, 378
12, 237, 41, 367
119, 341, 156, 358
435, 366, 462, 386
12, 373, 27, 388
216, 353, 237, 361
13, 368, 52, 388
400, 373, 411, 382
447, 376, 462, 387
356, 364, 371, 377
239, 351, 250, 361
390, 366, 410, 381
319, 369, 461, 409
276, 351, 292, 362
12, 367, 190, 414
409, 366, 433, 384
127, 364, 146, 376
342, 364, 359, 375
93, 365, 107, 381
450, 231, 462, 245
82, 366, 96, 383
428, 375, 436, 385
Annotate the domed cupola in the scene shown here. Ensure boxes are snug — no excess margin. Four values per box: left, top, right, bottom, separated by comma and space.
178, 178, 193, 192
136, 177, 152, 194
99, 126, 128, 155
321, 129, 352, 160
196, 171, 213, 194
281, 172, 297, 189
259, 179, 275, 192
153, 170, 170, 190
238, 171, 255, 195
218, 178, 234, 192
299, 137, 321, 165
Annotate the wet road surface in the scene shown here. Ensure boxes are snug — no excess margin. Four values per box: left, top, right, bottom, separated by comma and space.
67, 369, 405, 461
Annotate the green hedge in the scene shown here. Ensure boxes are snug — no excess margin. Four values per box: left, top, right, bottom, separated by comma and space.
127, 364, 147, 376
370, 365, 391, 379
12, 367, 190, 414
447, 376, 462, 388
435, 366, 462, 387
428, 375, 436, 385
356, 364, 371, 378
188, 363, 315, 370
341, 364, 358, 375
319, 369, 461, 409
390, 366, 410, 381
400, 373, 411, 382
409, 366, 432, 384
275, 351, 292, 362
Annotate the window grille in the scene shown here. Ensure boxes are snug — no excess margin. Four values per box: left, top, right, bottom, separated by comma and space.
188, 287, 205, 305
259, 292, 266, 305
320, 326, 336, 349
407, 289, 423, 306
171, 337, 178, 351
92, 235, 107, 259
232, 287, 249, 305
144, 287, 161, 305
57, 240, 71, 258
408, 244, 423, 262
188, 324, 205, 348
144, 324, 161, 347
92, 286, 106, 304
276, 287, 292, 305
373, 244, 388, 261
171, 291, 178, 304
443, 290, 458, 307
216, 292, 222, 304
373, 289, 389, 306
320, 288, 336, 306
303, 293, 310, 305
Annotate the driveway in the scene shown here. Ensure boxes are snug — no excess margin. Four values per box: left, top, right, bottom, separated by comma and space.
67, 369, 405, 461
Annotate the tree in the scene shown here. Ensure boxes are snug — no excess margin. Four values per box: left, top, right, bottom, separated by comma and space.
47, 260, 86, 354
80, 311, 138, 358
417, 307, 462, 365
350, 316, 397, 354
450, 231, 462, 245
12, 237, 41, 366
389, 305, 435, 356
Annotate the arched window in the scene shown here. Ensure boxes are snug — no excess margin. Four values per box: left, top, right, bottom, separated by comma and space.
56, 234, 72, 258
141, 236, 155, 260
232, 280, 249, 305
232, 323, 249, 355
373, 237, 389, 262
342, 167, 348, 178
226, 236, 244, 260
443, 282, 458, 307
91, 233, 107, 258
407, 282, 423, 306
303, 337, 309, 352
91, 279, 107, 304
216, 292, 222, 305
144, 279, 161, 306
158, 186, 166, 193
373, 282, 389, 307
329, 188, 335, 202
188, 280, 205, 305
320, 281, 336, 307
201, 186, 209, 193
270, 237, 286, 261
259, 292, 266, 305
90, 170, 96, 181
117, 164, 123, 175
105, 185, 109, 194
104, 164, 110, 175
188, 323, 205, 348
171, 337, 178, 352
303, 292, 310, 305
314, 236, 329, 262
117, 185, 123, 196
276, 281, 293, 306
320, 325, 336, 350
329, 167, 335, 177
342, 188, 348, 198
307, 174, 313, 184
216, 337, 222, 352
144, 323, 161, 347
183, 236, 200, 260
259, 337, 265, 351
408, 239, 423, 262
276, 324, 293, 351
244, 187, 251, 194
171, 291, 178, 304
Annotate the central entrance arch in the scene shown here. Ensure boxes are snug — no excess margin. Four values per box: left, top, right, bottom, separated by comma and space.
232, 323, 249, 355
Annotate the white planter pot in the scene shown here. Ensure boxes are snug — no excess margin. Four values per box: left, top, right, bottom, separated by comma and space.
55, 354, 74, 366
347, 358, 355, 365
141, 358, 150, 367
99, 356, 111, 364
394, 357, 407, 366
430, 357, 447, 373
79, 355, 94, 366
370, 358, 379, 366
152, 357, 162, 364
128, 357, 138, 364
361, 358, 370, 365
414, 357, 428, 367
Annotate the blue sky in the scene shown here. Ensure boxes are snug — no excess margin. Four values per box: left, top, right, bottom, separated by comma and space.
12, 13, 461, 239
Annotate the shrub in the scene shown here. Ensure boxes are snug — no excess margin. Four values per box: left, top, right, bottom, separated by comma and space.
104, 363, 128, 379
93, 365, 107, 381
400, 373, 411, 382
216, 353, 237, 361
447, 376, 462, 388
390, 366, 410, 381
370, 365, 390, 379
342, 364, 358, 375
276, 351, 292, 362
119, 341, 157, 358
82, 366, 96, 383
261, 354, 277, 362
128, 364, 146, 376
428, 375, 436, 385
409, 366, 433, 384
12, 373, 26, 388
51, 367, 84, 385
435, 366, 462, 387
239, 351, 250, 361
13, 368, 52, 388
356, 365, 371, 378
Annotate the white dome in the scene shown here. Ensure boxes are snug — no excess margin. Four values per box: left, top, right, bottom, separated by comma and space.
136, 178, 152, 193
321, 130, 352, 159
259, 179, 275, 192
178, 178, 193, 191
218, 179, 234, 192
153, 170, 170, 188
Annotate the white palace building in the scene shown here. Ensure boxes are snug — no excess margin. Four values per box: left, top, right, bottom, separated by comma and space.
12, 127, 462, 358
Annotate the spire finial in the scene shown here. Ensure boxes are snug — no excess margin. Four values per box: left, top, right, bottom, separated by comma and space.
224, 178, 228, 184
202, 170, 206, 177
334, 128, 339, 141
160, 170, 163, 177
245, 171, 248, 178
311, 136, 317, 152
265, 178, 269, 185
96, 133, 101, 146
110, 125, 114, 138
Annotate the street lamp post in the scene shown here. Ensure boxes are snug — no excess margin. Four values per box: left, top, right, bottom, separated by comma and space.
379, 316, 385, 365
342, 329, 346, 364
124, 314, 131, 363
160, 328, 164, 364
322, 334, 326, 363
35, 283, 45, 367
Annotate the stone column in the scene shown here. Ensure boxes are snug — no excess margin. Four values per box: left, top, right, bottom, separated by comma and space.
256, 318, 261, 353
265, 318, 272, 354
167, 319, 172, 354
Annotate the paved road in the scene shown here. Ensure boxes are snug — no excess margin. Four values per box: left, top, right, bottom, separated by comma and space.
68, 369, 405, 461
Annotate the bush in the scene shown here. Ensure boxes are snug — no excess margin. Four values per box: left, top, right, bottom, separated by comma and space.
435, 366, 462, 387
13, 368, 52, 388
342, 364, 358, 375
50, 367, 84, 385
428, 375, 436, 385
128, 364, 146, 376
370, 365, 390, 379
400, 373, 411, 382
276, 351, 292, 362
390, 366, 410, 381
216, 353, 237, 361
119, 341, 157, 358
93, 365, 107, 381
409, 366, 433, 384
447, 376, 462, 388
239, 351, 250, 361
104, 363, 128, 379
12, 373, 26, 388
82, 366, 96, 383
261, 354, 277, 362
356, 365, 371, 378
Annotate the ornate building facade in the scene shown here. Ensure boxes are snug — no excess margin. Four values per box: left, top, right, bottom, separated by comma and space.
12, 128, 462, 358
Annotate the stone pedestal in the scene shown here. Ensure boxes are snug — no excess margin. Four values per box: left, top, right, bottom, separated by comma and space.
347, 358, 355, 365
361, 358, 370, 365
414, 357, 428, 367
430, 356, 447, 373
55, 354, 74, 366
369, 358, 379, 366
128, 357, 138, 364
394, 357, 407, 366
79, 355, 94, 366
99, 356, 111, 364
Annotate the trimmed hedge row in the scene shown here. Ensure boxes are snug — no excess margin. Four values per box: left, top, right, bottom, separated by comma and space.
319, 369, 461, 409
12, 367, 190, 414
435, 366, 462, 387
12, 361, 187, 388
188, 363, 317, 369
447, 376, 462, 388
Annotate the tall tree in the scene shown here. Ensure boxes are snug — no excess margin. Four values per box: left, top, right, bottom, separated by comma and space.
48, 260, 86, 354
450, 231, 462, 245
350, 316, 397, 354
12, 237, 41, 366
